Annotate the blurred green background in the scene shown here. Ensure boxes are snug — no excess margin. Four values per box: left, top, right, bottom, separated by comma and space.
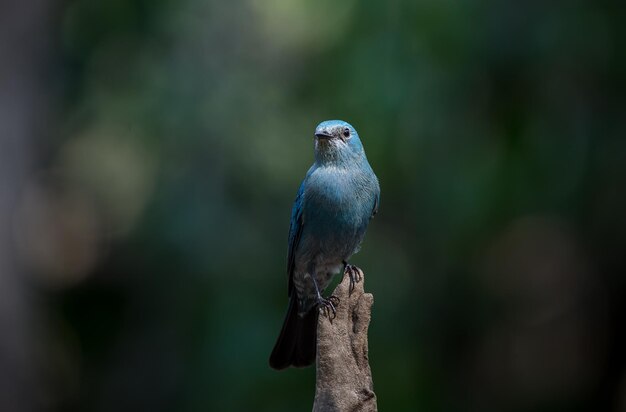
1, 0, 625, 411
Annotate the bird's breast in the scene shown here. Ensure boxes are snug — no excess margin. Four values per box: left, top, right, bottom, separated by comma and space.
303, 167, 373, 230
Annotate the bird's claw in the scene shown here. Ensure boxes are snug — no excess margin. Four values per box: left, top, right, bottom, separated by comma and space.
319, 295, 340, 321
344, 264, 361, 294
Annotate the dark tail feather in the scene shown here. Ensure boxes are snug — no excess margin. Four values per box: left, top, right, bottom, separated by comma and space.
269, 296, 318, 370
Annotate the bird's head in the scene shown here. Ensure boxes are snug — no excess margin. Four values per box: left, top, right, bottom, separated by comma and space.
313, 120, 365, 164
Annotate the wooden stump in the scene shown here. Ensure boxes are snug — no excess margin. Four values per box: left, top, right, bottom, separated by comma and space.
313, 268, 377, 412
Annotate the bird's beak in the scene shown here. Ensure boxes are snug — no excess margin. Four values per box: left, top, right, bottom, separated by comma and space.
315, 131, 333, 139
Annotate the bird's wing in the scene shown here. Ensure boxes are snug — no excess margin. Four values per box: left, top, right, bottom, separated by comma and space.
371, 190, 380, 218
286, 181, 305, 297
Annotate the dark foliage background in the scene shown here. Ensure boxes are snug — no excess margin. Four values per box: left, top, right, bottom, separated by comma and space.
1, 1, 625, 411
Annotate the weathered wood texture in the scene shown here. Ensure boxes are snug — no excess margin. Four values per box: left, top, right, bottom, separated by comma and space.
313, 268, 377, 412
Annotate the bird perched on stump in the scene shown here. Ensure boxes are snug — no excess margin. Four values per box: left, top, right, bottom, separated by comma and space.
269, 120, 380, 370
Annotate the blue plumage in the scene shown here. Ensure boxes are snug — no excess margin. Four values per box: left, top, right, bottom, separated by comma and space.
270, 120, 380, 370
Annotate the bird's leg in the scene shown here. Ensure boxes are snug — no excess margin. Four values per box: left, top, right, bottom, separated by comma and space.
311, 274, 339, 320
343, 261, 362, 294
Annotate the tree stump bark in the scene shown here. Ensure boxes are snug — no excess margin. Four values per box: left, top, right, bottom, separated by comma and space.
313, 268, 377, 412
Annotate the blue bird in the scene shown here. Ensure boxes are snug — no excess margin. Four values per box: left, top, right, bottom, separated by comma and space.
270, 120, 380, 370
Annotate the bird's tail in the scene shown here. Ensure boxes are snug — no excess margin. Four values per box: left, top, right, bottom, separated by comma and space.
269, 295, 318, 370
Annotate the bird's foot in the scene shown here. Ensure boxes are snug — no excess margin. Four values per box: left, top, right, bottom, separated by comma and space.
344, 263, 362, 294
318, 295, 340, 321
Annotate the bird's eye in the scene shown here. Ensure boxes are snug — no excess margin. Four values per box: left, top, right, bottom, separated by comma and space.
342, 127, 350, 138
